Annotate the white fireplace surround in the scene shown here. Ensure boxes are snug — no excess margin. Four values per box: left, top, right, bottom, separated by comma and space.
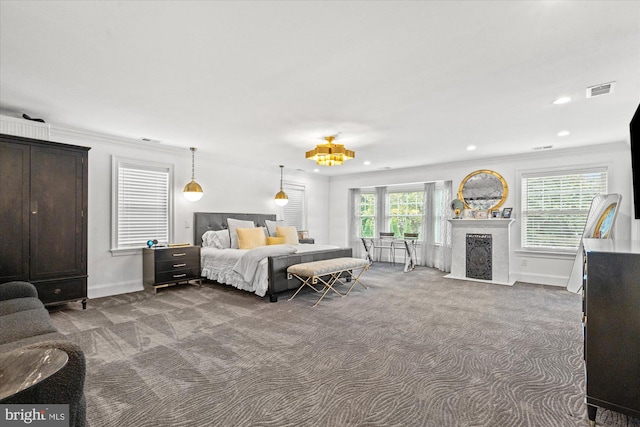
446, 219, 515, 286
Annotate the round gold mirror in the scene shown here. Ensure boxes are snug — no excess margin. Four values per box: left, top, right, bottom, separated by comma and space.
458, 170, 508, 211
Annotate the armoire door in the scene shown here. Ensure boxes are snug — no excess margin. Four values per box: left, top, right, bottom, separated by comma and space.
29, 146, 85, 280
0, 141, 30, 282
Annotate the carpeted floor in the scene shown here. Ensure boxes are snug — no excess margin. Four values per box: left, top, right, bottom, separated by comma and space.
49, 264, 639, 427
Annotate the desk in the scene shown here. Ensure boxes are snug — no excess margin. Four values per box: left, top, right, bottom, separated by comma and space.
363, 238, 419, 272
0, 348, 68, 401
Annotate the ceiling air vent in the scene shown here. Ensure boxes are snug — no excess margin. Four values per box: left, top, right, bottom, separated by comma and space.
586, 81, 615, 98
533, 145, 554, 151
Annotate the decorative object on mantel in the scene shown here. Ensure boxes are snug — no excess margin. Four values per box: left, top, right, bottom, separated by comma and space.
474, 210, 488, 219
501, 207, 513, 218
183, 147, 204, 201
305, 135, 354, 166
451, 198, 465, 219
274, 165, 289, 206
458, 169, 508, 211
491, 210, 502, 218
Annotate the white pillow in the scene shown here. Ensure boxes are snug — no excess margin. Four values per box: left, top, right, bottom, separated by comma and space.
227, 218, 255, 249
265, 219, 285, 237
201, 230, 231, 249
276, 226, 299, 245
201, 230, 217, 248
212, 229, 231, 249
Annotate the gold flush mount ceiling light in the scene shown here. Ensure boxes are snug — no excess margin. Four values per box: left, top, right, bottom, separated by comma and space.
305, 135, 354, 166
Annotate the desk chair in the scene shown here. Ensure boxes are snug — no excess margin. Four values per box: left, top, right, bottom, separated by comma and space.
374, 232, 399, 264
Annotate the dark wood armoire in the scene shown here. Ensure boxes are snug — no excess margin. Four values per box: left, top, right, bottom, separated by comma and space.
0, 133, 89, 308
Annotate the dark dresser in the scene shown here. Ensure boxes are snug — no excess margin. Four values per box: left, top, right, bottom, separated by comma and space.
0, 134, 89, 308
582, 238, 640, 426
143, 246, 201, 293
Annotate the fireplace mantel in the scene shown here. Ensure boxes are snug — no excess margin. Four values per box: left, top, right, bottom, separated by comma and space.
445, 219, 515, 285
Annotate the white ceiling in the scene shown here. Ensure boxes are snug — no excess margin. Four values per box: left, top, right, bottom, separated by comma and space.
1, 1, 639, 176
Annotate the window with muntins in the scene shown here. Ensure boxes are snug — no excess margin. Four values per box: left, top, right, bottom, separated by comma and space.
521, 168, 607, 250
388, 190, 424, 237
113, 158, 173, 249
359, 192, 376, 238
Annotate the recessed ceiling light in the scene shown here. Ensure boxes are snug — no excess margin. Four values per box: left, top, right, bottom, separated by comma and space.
553, 97, 572, 105
363, 161, 371, 165
313, 168, 320, 173
466, 145, 477, 151
557, 130, 570, 137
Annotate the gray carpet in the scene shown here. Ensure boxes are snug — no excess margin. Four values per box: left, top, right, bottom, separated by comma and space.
49, 264, 639, 427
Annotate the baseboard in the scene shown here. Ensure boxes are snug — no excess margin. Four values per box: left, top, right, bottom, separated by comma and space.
88, 280, 144, 299
511, 272, 568, 287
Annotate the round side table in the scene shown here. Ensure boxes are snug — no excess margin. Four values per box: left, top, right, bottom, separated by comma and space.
0, 347, 68, 402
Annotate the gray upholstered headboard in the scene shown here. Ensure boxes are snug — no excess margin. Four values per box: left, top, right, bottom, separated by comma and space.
193, 212, 277, 246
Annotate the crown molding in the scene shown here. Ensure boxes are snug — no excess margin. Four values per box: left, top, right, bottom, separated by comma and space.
330, 141, 630, 182
50, 124, 184, 153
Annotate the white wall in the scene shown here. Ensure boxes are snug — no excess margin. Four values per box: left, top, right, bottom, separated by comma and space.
1, 119, 330, 298
3, 114, 636, 295
327, 141, 636, 286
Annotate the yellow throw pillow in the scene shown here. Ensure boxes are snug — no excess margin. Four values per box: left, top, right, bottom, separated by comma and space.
266, 236, 286, 245
236, 227, 267, 249
276, 226, 299, 245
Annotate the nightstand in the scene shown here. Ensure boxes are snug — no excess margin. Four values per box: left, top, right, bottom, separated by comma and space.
143, 246, 201, 293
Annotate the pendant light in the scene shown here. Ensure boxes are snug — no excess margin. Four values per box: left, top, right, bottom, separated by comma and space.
183, 147, 204, 201
274, 165, 289, 206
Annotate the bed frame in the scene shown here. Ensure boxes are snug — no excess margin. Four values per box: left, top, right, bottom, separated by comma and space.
193, 212, 353, 301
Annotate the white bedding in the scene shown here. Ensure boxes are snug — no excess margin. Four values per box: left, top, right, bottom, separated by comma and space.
200, 244, 340, 297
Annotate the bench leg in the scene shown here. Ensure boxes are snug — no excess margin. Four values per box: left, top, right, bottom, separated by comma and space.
312, 273, 345, 307
343, 266, 369, 295
288, 275, 322, 302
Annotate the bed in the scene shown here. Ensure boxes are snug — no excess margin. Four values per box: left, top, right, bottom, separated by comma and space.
193, 212, 353, 301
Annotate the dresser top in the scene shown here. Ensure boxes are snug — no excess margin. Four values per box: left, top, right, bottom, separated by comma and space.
583, 238, 640, 254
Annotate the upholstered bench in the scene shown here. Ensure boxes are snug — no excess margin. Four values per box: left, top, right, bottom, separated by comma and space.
287, 257, 369, 306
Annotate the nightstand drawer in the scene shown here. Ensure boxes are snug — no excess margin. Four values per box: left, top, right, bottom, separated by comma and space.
154, 267, 200, 285
155, 257, 199, 273
154, 246, 200, 262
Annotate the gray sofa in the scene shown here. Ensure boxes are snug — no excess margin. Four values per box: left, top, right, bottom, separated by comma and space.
0, 281, 86, 427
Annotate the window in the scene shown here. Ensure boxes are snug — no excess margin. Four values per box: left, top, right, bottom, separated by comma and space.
359, 192, 376, 238
112, 157, 173, 250
388, 190, 424, 237
283, 183, 306, 230
521, 168, 607, 250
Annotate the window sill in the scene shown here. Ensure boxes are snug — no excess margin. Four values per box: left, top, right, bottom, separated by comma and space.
514, 249, 576, 260
110, 247, 144, 257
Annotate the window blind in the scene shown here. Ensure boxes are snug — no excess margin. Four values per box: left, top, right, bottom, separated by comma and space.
283, 184, 305, 230
116, 163, 171, 248
521, 168, 607, 250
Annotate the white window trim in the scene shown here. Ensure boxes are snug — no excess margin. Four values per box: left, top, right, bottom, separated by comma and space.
111, 156, 174, 256
517, 164, 608, 254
